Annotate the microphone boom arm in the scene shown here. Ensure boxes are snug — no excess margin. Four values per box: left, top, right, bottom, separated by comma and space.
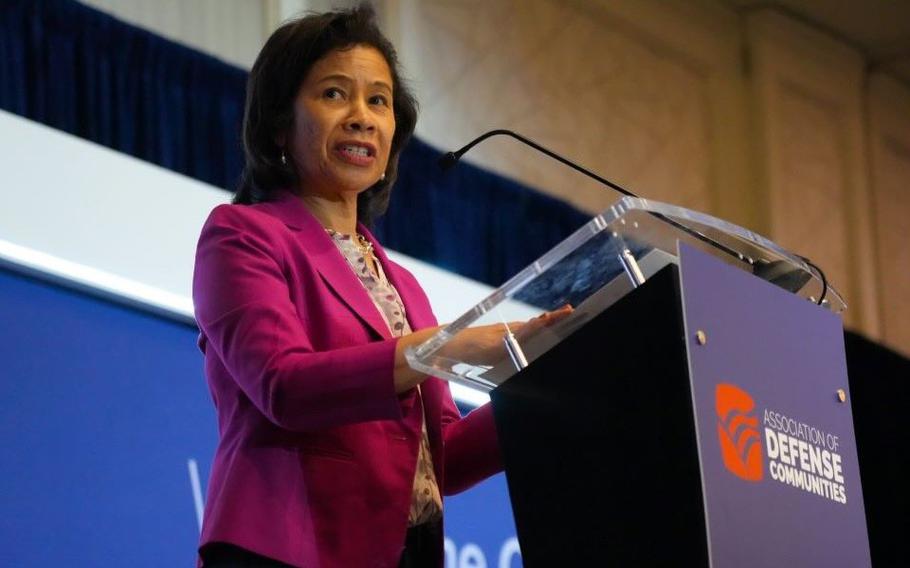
439, 129, 827, 305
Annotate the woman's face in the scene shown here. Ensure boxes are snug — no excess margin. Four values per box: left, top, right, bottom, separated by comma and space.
285, 45, 396, 200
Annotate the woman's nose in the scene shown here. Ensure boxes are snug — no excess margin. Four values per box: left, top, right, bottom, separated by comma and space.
344, 99, 375, 132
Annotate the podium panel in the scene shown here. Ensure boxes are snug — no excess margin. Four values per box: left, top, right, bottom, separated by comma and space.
680, 243, 869, 567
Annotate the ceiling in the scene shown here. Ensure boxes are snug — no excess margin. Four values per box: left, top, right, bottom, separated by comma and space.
725, 0, 910, 84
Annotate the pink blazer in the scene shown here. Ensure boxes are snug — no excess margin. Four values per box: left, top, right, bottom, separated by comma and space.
192, 189, 502, 567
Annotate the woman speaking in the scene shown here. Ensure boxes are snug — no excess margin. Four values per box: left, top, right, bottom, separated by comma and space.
193, 5, 566, 567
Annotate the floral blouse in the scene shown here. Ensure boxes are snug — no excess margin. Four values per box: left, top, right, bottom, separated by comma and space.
327, 230, 443, 526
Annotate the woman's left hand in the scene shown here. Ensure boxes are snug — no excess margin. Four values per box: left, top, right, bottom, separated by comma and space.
392, 305, 574, 392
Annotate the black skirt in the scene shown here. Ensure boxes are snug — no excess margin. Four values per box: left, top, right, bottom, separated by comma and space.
200, 520, 443, 568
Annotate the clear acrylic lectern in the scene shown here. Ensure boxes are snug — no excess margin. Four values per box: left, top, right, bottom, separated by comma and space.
406, 196, 844, 392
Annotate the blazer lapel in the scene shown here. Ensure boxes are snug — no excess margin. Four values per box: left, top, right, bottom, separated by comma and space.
360, 224, 437, 333
261, 191, 392, 340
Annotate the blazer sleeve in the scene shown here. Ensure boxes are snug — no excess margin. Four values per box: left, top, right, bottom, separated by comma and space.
193, 205, 402, 432
440, 393, 504, 496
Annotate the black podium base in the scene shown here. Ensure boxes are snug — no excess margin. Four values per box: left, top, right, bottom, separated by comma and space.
490, 266, 709, 566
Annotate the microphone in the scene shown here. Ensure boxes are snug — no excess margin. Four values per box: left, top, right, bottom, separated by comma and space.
438, 129, 637, 199
438, 129, 828, 305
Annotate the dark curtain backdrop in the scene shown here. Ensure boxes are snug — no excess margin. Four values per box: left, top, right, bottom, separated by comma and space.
0, 0, 588, 287
843, 333, 910, 566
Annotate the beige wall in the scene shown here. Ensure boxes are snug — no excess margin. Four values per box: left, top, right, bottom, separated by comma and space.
392, 0, 744, 217
867, 75, 910, 354
387, 0, 909, 356
77, 0, 910, 356
746, 10, 879, 335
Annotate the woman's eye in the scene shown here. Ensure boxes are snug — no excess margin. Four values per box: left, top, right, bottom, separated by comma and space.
369, 94, 390, 107
323, 88, 344, 100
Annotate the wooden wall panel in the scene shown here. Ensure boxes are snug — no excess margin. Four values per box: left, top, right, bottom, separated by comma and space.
393, 0, 745, 216
747, 10, 881, 335
867, 75, 910, 355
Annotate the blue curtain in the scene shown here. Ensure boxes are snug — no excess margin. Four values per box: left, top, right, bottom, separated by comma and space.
0, 0, 589, 286
0, 0, 248, 190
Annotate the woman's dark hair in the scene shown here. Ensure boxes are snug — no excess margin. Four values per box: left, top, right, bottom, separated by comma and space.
234, 4, 418, 226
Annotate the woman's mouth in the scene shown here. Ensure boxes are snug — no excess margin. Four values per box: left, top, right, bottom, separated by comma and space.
335, 142, 376, 166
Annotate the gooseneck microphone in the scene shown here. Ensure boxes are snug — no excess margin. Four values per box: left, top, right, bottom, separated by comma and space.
439, 129, 638, 199
438, 129, 827, 304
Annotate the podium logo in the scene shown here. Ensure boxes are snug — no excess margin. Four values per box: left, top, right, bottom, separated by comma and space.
715, 383, 763, 481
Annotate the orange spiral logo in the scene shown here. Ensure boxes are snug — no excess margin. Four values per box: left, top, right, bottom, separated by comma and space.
715, 383, 763, 481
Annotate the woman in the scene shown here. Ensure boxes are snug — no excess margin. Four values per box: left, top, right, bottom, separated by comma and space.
193, 5, 565, 567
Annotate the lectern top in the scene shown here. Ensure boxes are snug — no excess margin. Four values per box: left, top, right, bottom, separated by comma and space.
406, 197, 845, 392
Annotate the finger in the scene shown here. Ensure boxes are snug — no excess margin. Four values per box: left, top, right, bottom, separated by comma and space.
539, 306, 573, 326
537, 305, 573, 319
